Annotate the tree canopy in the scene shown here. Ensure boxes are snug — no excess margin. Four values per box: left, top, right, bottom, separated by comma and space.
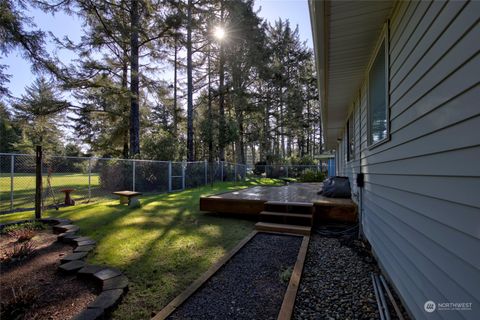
1, 0, 322, 165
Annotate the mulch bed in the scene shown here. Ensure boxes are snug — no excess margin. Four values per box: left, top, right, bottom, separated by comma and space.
293, 234, 406, 320
168, 232, 303, 320
0, 228, 97, 320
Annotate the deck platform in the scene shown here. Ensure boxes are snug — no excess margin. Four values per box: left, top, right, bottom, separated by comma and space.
200, 183, 358, 223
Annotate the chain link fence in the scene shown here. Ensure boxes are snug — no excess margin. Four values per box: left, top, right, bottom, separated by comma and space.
251, 164, 328, 179
0, 153, 247, 214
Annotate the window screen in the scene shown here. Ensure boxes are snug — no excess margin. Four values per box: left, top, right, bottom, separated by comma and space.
368, 40, 388, 145
347, 115, 354, 161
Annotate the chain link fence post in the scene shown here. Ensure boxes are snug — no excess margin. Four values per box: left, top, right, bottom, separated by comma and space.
88, 157, 92, 201
181, 161, 186, 190
10, 154, 14, 211
204, 160, 208, 185
132, 159, 136, 191
168, 161, 172, 192
220, 161, 224, 182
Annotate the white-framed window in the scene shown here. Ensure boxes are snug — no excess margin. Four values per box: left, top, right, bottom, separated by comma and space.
367, 23, 389, 147
347, 112, 355, 161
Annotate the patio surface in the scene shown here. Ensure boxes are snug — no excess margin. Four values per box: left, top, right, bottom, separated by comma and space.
205, 183, 354, 206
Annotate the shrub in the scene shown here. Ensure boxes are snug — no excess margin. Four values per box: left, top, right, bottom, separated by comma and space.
0, 286, 38, 319
298, 169, 325, 182
3, 241, 36, 263
9, 229, 35, 242
1, 221, 46, 235
98, 159, 133, 191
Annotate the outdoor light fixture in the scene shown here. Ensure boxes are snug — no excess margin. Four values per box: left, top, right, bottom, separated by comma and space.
213, 26, 226, 40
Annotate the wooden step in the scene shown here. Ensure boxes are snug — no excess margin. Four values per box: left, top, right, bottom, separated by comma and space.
255, 222, 311, 236
265, 201, 314, 208
259, 211, 312, 219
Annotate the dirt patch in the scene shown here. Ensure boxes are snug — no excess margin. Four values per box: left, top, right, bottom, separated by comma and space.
0, 229, 97, 320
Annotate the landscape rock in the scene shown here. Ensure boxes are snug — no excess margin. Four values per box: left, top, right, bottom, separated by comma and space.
74, 245, 95, 253
88, 289, 124, 311
59, 260, 87, 273
102, 275, 129, 291
94, 268, 122, 281
72, 307, 104, 320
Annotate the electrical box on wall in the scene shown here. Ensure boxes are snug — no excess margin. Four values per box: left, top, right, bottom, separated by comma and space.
356, 173, 364, 188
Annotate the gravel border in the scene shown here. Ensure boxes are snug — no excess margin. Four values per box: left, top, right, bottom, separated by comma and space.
168, 233, 303, 320
293, 235, 381, 320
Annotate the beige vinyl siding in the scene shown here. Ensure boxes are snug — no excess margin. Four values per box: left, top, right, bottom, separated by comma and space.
340, 1, 480, 319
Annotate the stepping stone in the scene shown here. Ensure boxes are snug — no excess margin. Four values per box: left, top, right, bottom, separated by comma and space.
53, 224, 79, 234
77, 239, 96, 247
103, 275, 129, 291
59, 260, 86, 273
72, 307, 104, 320
58, 231, 78, 239
59, 233, 81, 243
88, 289, 124, 311
61, 252, 88, 263
56, 218, 72, 225
73, 236, 94, 244
78, 265, 107, 277
94, 268, 122, 281
74, 245, 95, 253
40, 218, 72, 225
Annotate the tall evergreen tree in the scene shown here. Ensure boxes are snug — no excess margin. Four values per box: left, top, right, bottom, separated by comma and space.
12, 77, 69, 153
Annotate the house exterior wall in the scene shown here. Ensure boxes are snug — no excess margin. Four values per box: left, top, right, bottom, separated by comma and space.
336, 1, 480, 319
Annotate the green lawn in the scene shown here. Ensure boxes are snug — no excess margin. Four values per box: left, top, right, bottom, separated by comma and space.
0, 173, 100, 212
0, 178, 280, 319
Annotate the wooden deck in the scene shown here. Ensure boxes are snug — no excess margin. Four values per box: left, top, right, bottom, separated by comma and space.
200, 183, 358, 223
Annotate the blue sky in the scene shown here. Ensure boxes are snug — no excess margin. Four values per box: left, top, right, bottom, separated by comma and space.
2, 0, 312, 99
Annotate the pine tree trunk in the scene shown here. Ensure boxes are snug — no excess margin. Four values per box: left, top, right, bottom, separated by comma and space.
306, 100, 310, 156
279, 89, 285, 158
122, 57, 129, 158
186, 0, 194, 161
173, 35, 178, 136
236, 109, 245, 164
129, 0, 140, 156
207, 44, 213, 163
251, 143, 256, 165
218, 2, 226, 161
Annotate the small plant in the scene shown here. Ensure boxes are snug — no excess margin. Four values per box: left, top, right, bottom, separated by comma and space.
0, 286, 38, 320
3, 241, 36, 264
279, 266, 293, 283
9, 229, 35, 242
1, 221, 46, 235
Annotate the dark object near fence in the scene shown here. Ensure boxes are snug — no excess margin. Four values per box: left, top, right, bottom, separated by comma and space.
253, 161, 267, 175
60, 189, 76, 206
319, 176, 351, 198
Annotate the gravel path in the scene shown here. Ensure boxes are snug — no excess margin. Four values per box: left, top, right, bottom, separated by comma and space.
293, 235, 380, 320
168, 232, 302, 320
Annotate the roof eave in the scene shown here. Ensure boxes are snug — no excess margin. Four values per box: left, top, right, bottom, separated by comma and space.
308, 0, 330, 149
